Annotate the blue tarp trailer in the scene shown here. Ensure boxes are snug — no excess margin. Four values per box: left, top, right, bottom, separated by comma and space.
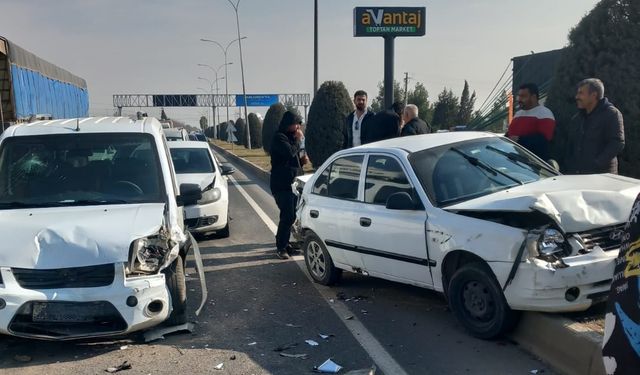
0, 36, 89, 128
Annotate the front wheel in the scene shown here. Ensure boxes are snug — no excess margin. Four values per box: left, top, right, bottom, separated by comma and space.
447, 263, 519, 339
304, 233, 341, 285
163, 256, 187, 326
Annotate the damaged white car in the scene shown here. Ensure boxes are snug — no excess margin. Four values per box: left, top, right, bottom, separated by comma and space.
293, 132, 640, 338
0, 117, 203, 340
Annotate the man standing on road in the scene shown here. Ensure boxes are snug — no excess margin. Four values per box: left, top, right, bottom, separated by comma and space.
401, 104, 431, 136
270, 111, 307, 259
560, 78, 625, 174
343, 90, 375, 148
506, 83, 556, 160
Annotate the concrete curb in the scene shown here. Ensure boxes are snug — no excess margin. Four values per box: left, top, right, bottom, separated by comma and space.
211, 142, 606, 375
509, 312, 604, 375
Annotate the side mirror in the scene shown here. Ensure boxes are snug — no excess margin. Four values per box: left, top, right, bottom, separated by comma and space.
386, 192, 417, 210
178, 183, 202, 206
547, 159, 560, 172
220, 163, 236, 176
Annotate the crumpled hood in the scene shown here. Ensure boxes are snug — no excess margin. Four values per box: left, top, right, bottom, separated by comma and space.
446, 174, 640, 233
0, 203, 166, 269
176, 173, 215, 190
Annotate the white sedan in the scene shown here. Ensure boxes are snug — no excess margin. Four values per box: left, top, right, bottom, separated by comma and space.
294, 132, 640, 339
169, 141, 235, 237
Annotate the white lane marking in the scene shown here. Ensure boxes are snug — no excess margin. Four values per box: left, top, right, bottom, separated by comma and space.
228, 174, 411, 375
185, 257, 296, 274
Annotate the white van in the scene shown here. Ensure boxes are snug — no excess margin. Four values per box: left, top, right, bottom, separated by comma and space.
0, 117, 202, 340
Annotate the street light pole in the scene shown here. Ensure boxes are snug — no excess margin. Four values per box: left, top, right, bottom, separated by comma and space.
197, 86, 213, 131
198, 62, 231, 136
228, 0, 251, 149
200, 37, 245, 127
314, 0, 318, 96
197, 77, 215, 132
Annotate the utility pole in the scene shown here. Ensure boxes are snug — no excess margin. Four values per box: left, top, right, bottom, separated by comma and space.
403, 72, 409, 107
228, 0, 251, 149
313, 0, 318, 96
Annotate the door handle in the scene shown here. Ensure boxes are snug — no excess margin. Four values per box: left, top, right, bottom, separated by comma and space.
310, 210, 319, 218
360, 217, 372, 227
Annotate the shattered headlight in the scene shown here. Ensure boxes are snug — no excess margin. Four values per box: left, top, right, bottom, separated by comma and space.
127, 233, 172, 275
538, 228, 565, 256
198, 187, 221, 205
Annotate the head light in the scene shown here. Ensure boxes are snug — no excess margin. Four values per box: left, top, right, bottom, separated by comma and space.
198, 187, 221, 205
538, 228, 566, 256
127, 235, 170, 275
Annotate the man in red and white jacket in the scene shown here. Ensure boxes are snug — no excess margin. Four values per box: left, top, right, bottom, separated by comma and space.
506, 83, 556, 161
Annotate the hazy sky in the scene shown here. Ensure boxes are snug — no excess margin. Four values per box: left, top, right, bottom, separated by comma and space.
1, 0, 599, 124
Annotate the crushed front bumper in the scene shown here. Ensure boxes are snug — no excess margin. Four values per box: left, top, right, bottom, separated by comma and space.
495, 248, 616, 312
0, 263, 170, 340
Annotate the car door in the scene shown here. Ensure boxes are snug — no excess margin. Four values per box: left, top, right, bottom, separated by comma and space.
306, 154, 365, 269
351, 154, 433, 287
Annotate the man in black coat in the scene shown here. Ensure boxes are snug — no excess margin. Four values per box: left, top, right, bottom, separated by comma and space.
401, 104, 431, 136
270, 111, 307, 259
343, 90, 375, 148
560, 78, 625, 174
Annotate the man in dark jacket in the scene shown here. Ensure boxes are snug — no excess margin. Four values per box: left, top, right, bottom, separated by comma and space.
343, 90, 375, 148
401, 104, 431, 136
367, 102, 403, 143
270, 111, 306, 259
561, 78, 625, 174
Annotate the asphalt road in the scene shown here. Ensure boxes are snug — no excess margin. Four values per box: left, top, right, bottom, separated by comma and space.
0, 154, 557, 375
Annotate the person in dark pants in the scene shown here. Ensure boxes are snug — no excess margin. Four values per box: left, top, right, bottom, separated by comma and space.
270, 111, 307, 259
559, 78, 625, 174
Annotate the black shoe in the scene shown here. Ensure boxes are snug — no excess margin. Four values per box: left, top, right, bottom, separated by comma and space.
286, 244, 301, 256
276, 248, 290, 260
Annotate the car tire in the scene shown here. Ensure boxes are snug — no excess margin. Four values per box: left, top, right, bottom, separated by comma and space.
304, 233, 341, 285
163, 255, 187, 326
447, 263, 519, 339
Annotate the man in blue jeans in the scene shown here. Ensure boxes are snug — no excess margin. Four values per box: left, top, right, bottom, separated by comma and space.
270, 111, 307, 259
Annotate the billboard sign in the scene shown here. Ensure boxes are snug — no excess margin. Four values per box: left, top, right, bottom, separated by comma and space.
236, 94, 279, 107
353, 7, 426, 37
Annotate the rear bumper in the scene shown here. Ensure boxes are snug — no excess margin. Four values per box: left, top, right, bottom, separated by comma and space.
0, 264, 170, 340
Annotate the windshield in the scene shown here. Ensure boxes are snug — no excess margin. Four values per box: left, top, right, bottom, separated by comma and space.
409, 137, 557, 207
170, 148, 215, 174
0, 133, 165, 209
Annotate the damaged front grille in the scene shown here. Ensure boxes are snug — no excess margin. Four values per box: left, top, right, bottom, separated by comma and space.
12, 264, 115, 289
575, 224, 625, 252
9, 301, 127, 339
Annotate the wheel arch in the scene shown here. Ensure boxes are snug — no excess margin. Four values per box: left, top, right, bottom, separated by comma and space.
441, 250, 495, 297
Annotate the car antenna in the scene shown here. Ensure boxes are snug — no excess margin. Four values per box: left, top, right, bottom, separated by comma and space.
75, 118, 80, 132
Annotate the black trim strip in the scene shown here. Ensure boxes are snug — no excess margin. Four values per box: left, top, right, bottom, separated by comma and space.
325, 240, 436, 267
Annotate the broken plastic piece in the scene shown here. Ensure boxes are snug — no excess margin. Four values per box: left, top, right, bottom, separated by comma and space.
345, 315, 354, 320
280, 353, 309, 359
305, 339, 319, 346
248, 342, 257, 346
214, 363, 224, 370
143, 322, 194, 342
188, 232, 208, 316
106, 361, 132, 373
318, 334, 334, 340
344, 366, 376, 375
314, 358, 343, 373
286, 323, 302, 328
119, 345, 129, 350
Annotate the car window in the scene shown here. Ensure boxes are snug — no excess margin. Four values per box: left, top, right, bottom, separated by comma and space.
327, 155, 363, 200
0, 133, 165, 208
409, 137, 557, 207
170, 148, 215, 174
364, 155, 412, 205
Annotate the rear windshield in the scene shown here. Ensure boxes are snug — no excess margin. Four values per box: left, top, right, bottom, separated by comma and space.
170, 148, 215, 174
0, 133, 165, 209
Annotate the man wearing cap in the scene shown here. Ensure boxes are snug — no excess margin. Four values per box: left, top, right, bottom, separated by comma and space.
270, 111, 307, 259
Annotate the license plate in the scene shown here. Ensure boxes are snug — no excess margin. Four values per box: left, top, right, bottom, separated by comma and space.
32, 302, 98, 323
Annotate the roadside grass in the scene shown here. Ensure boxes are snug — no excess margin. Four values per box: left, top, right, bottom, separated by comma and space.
212, 140, 314, 173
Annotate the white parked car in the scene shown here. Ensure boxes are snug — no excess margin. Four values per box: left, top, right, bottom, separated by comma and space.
0, 117, 202, 340
294, 132, 640, 338
163, 127, 189, 141
169, 141, 234, 238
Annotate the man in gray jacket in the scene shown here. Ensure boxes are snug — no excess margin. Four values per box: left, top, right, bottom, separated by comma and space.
562, 78, 625, 174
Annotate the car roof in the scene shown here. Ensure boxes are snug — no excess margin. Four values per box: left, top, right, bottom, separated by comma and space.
167, 141, 211, 149
354, 131, 500, 154
3, 117, 164, 138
